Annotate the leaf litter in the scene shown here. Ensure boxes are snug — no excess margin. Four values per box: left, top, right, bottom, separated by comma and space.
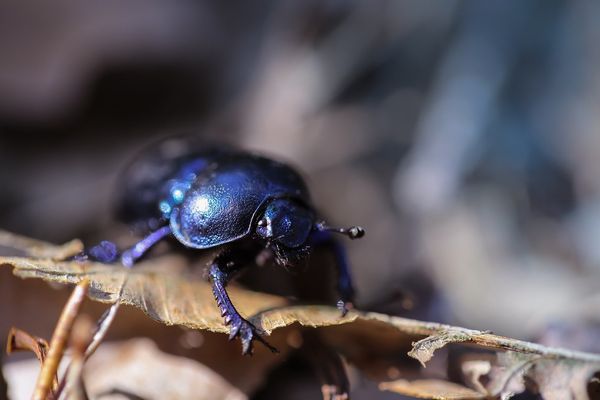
2, 230, 600, 399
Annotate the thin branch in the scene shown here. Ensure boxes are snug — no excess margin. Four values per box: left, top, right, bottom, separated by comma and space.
60, 315, 94, 400
84, 303, 120, 359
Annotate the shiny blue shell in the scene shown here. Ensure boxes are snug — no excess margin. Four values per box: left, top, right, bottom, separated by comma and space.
116, 137, 311, 249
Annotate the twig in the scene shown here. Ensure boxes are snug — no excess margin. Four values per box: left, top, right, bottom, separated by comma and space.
60, 315, 94, 400
32, 279, 89, 400
6, 327, 50, 365
84, 303, 120, 359
6, 328, 58, 391
53, 302, 120, 398
54, 254, 130, 397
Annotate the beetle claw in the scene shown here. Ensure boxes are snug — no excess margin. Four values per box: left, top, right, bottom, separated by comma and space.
337, 300, 353, 317
228, 317, 278, 355
77, 240, 119, 263
228, 321, 242, 340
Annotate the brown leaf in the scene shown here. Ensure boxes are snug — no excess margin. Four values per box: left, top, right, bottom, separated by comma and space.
84, 338, 247, 400
2, 255, 291, 333
460, 359, 491, 394
378, 379, 485, 399
483, 351, 600, 400
0, 230, 82, 260
484, 351, 533, 397
5, 338, 247, 400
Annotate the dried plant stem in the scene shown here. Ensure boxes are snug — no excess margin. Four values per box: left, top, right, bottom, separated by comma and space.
53, 303, 119, 399
6, 327, 50, 364
32, 279, 89, 400
60, 315, 94, 400
84, 302, 120, 359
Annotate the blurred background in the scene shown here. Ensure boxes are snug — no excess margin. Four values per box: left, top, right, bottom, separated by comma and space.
2, 0, 600, 397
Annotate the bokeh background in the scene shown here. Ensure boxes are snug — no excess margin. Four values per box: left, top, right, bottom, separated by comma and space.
2, 0, 600, 397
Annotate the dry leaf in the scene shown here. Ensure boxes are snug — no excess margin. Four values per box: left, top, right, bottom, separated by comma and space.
3, 231, 600, 400
0, 230, 82, 260
527, 359, 598, 400
408, 330, 472, 367
84, 338, 247, 400
378, 379, 484, 399
460, 359, 492, 395
483, 352, 600, 400
485, 352, 533, 397
4, 339, 247, 400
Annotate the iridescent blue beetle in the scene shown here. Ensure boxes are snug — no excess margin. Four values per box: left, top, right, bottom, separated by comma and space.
87, 136, 364, 354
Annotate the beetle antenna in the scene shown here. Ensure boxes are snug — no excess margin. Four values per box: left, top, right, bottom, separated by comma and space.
317, 222, 365, 240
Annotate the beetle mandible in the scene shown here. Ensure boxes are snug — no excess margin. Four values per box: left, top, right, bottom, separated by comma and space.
85, 136, 364, 354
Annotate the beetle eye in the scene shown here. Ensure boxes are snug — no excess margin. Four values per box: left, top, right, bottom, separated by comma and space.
257, 218, 268, 227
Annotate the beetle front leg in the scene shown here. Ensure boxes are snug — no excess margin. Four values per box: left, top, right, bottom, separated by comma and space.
310, 229, 356, 316
208, 255, 278, 355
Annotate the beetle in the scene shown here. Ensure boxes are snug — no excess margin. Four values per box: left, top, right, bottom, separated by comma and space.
85, 136, 364, 354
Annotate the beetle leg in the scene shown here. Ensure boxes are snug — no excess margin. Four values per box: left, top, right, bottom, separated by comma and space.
208, 254, 278, 355
81, 226, 171, 267
119, 226, 172, 267
310, 229, 356, 316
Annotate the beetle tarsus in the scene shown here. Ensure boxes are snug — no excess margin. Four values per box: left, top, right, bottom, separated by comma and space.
90, 240, 119, 263
229, 316, 278, 355
209, 261, 278, 355
74, 240, 119, 263
337, 300, 353, 317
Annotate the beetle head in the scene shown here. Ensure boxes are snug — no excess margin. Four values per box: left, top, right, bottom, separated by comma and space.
256, 198, 314, 265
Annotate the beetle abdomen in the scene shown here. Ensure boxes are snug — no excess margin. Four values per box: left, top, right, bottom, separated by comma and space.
115, 136, 229, 231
